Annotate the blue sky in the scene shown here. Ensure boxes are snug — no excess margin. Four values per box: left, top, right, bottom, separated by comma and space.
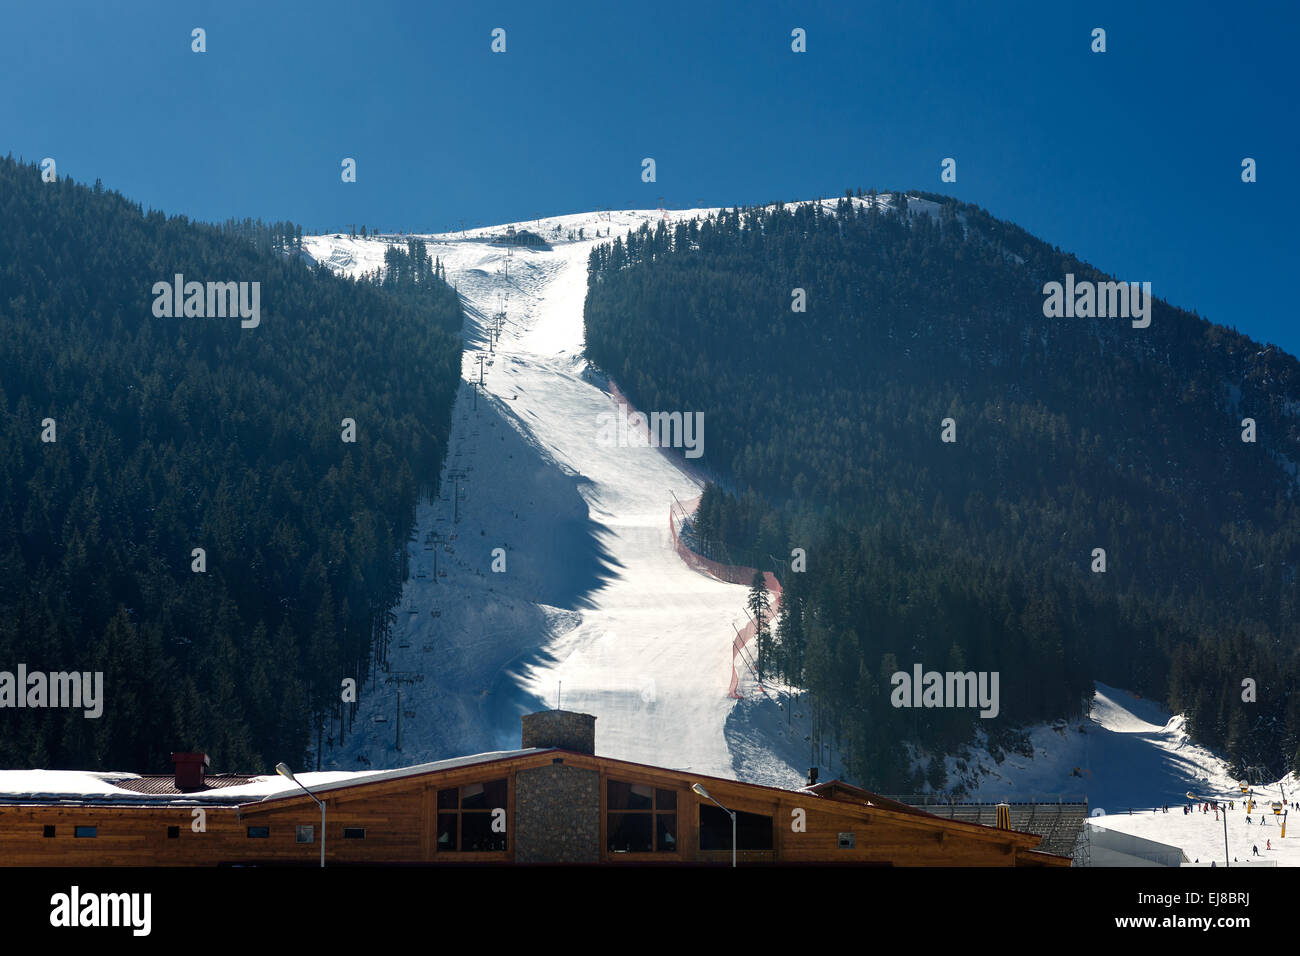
3, 0, 1297, 352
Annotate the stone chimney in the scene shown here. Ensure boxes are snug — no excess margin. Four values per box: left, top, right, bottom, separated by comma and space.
171, 752, 209, 791
521, 710, 596, 754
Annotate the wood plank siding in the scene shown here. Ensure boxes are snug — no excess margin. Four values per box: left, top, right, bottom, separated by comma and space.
0, 750, 1068, 866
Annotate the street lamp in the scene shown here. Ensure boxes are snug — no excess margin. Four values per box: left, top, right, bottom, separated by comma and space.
278, 762, 326, 868
692, 783, 736, 868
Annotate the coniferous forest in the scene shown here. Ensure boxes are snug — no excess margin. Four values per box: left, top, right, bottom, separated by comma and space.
584, 194, 1300, 792
0, 157, 463, 772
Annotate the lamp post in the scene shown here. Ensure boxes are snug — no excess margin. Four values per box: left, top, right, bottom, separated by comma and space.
278, 762, 326, 868
1187, 790, 1228, 868
692, 783, 736, 868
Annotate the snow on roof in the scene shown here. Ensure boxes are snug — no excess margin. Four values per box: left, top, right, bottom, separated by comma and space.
0, 749, 544, 806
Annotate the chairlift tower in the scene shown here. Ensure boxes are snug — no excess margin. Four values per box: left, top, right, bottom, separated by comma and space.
447, 468, 468, 523
383, 672, 424, 752
430, 531, 444, 580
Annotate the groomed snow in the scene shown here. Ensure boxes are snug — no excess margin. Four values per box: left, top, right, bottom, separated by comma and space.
303, 205, 815, 783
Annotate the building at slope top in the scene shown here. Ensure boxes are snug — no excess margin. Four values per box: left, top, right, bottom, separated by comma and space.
0, 711, 1068, 867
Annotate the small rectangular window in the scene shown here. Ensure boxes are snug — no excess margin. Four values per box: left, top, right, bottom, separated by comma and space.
43, 825, 55, 838
296, 825, 314, 844
167, 826, 180, 839
656, 814, 678, 852
838, 831, 855, 849
343, 827, 366, 839
247, 826, 270, 838
74, 826, 97, 838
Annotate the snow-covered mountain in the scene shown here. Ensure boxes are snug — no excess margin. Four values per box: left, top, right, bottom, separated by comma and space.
304, 207, 806, 785
300, 205, 1297, 867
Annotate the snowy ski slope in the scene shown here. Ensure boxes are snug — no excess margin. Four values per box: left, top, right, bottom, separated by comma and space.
303, 207, 805, 783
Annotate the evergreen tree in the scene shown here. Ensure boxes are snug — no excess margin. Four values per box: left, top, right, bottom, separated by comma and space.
582, 191, 1300, 787
748, 571, 771, 682
0, 156, 464, 771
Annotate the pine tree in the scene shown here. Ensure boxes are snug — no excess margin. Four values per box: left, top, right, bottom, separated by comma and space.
748, 571, 771, 682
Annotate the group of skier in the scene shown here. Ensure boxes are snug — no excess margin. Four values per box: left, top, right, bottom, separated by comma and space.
1181, 792, 1288, 859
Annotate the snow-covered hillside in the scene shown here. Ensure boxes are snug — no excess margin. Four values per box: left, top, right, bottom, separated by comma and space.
299, 203, 1296, 870
303, 207, 807, 784
932, 682, 1297, 866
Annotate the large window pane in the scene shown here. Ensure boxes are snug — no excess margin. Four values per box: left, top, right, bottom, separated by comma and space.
699, 805, 773, 851
461, 812, 506, 851
656, 789, 677, 810
460, 778, 507, 810
608, 813, 653, 852
437, 788, 458, 810
608, 780, 654, 811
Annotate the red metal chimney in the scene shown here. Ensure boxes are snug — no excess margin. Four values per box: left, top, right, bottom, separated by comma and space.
171, 752, 209, 791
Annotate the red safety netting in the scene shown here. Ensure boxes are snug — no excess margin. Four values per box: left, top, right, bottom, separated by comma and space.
601, 381, 784, 700
669, 495, 782, 699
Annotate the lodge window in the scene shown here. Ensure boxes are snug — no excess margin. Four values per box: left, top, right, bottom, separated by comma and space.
247, 826, 270, 838
436, 778, 508, 852
343, 827, 366, 839
698, 805, 773, 851
74, 826, 97, 838
168, 826, 180, 839
296, 825, 314, 844
607, 780, 677, 853
43, 825, 55, 838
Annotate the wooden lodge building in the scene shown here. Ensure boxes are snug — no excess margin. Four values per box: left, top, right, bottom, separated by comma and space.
0, 711, 1069, 867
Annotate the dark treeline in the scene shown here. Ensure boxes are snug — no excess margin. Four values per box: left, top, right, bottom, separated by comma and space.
355, 238, 458, 332
584, 193, 1300, 791
217, 217, 303, 256
0, 157, 463, 773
